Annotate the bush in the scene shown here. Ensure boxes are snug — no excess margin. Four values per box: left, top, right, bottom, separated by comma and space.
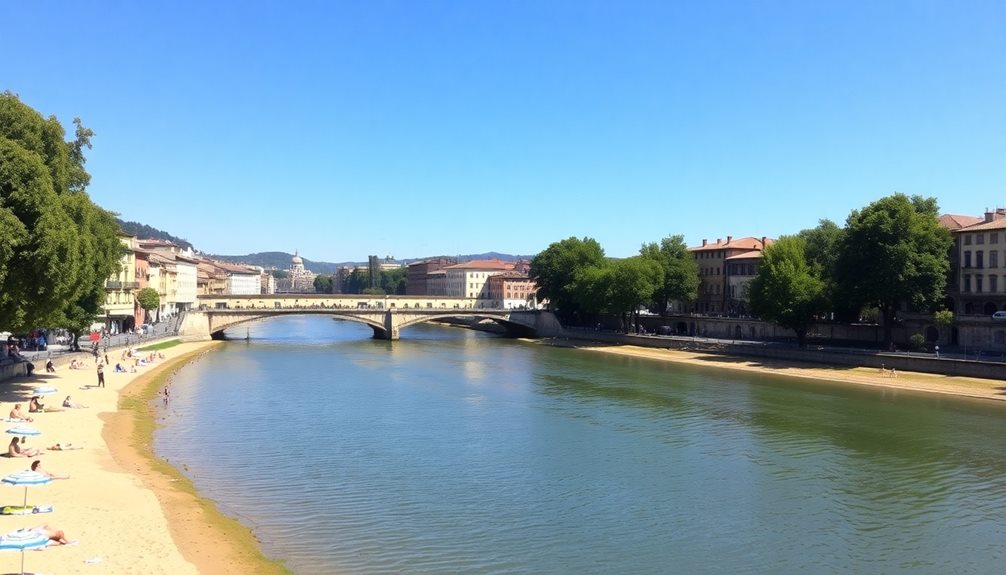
909, 333, 926, 351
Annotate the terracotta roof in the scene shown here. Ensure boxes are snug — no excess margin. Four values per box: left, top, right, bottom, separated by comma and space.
939, 214, 984, 230
724, 250, 764, 261
689, 236, 773, 252
445, 259, 513, 270
954, 218, 1006, 232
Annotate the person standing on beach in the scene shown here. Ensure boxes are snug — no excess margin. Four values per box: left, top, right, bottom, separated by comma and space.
96, 361, 105, 388
162, 386, 169, 405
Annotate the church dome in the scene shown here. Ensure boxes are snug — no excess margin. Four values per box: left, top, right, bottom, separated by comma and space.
292, 252, 303, 265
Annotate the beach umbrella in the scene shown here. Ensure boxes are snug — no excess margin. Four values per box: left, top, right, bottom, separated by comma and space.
0, 528, 48, 574
2, 471, 51, 508
31, 386, 57, 396
4, 426, 40, 437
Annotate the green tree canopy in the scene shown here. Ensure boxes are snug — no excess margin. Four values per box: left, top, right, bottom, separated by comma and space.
639, 235, 699, 314
0, 92, 121, 334
608, 256, 663, 331
313, 275, 333, 294
530, 237, 606, 323
749, 236, 828, 347
834, 193, 952, 345
136, 287, 160, 315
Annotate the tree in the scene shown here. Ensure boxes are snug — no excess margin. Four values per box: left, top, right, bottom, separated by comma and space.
639, 235, 699, 314
530, 237, 606, 323
933, 309, 954, 343
797, 219, 845, 319
271, 270, 289, 279
136, 287, 160, 321
607, 256, 663, 332
313, 275, 333, 294
835, 194, 952, 345
749, 236, 828, 348
0, 92, 121, 335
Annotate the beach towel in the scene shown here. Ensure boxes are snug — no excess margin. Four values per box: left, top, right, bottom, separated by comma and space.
0, 504, 53, 515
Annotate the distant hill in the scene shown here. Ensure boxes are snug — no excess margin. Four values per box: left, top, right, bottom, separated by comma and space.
116, 219, 194, 250
113, 218, 532, 273
211, 252, 348, 274
212, 252, 534, 274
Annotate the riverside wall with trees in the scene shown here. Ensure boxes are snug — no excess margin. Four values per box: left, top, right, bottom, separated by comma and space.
530, 193, 955, 352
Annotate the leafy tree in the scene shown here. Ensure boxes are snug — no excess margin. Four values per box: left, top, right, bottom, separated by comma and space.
639, 235, 699, 314
0, 92, 121, 337
608, 256, 663, 332
797, 219, 845, 319
379, 268, 408, 295
835, 194, 952, 345
530, 237, 606, 323
933, 309, 954, 342
271, 269, 289, 279
313, 275, 333, 294
749, 236, 828, 347
136, 287, 160, 320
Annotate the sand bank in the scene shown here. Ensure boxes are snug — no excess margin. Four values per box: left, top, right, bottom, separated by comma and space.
0, 340, 290, 575
560, 342, 1006, 402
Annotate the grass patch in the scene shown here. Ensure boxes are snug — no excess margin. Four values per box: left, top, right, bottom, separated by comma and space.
137, 339, 182, 351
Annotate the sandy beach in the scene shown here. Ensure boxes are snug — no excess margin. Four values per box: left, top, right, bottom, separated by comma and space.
0, 339, 288, 575
0, 336, 1002, 575
567, 343, 1006, 402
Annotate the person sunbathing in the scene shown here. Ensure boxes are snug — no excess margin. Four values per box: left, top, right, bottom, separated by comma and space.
113, 362, 127, 373
28, 396, 45, 413
69, 359, 81, 370
9, 404, 32, 422
47, 442, 82, 451
62, 396, 87, 409
8, 437, 40, 457
45, 360, 55, 373
33, 524, 72, 545
31, 460, 68, 479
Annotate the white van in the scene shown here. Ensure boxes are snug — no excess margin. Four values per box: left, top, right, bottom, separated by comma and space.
993, 311, 1006, 320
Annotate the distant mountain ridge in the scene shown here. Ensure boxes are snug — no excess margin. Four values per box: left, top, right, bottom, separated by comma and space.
116, 218, 194, 250
211, 252, 533, 275
114, 219, 530, 273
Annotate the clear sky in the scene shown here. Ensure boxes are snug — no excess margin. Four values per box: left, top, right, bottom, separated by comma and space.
4, 1, 1005, 263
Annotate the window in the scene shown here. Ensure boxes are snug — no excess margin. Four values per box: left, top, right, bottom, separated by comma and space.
965, 235, 973, 245
964, 275, 971, 293
977, 251, 985, 268
978, 234, 985, 245
992, 250, 999, 269
976, 275, 984, 293
965, 251, 972, 268
991, 274, 999, 293
993, 232, 1000, 244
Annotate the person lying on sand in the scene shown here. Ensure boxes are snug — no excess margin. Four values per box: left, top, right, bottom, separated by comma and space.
47, 442, 82, 451
62, 396, 87, 409
33, 524, 73, 545
8, 437, 40, 458
9, 404, 32, 422
31, 459, 68, 479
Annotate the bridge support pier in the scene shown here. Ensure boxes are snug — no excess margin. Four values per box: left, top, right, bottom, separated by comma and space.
383, 310, 400, 341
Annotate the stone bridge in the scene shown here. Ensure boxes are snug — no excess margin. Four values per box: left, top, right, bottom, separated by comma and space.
178, 294, 563, 341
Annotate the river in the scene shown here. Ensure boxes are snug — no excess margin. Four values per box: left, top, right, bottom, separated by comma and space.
155, 316, 1006, 574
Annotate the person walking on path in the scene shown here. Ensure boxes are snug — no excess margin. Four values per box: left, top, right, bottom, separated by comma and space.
96, 361, 105, 388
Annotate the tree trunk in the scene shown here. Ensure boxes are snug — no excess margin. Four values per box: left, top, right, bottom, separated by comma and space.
795, 328, 807, 348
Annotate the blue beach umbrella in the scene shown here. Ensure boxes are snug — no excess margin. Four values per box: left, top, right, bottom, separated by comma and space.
4, 426, 40, 437
2, 471, 51, 508
31, 386, 57, 396
0, 527, 48, 574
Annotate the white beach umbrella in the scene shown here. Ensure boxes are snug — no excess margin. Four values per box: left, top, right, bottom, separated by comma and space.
30, 386, 58, 396
1, 471, 51, 508
0, 527, 48, 574
4, 426, 40, 437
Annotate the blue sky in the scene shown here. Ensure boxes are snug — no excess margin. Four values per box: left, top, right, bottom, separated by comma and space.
4, 1, 1005, 263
